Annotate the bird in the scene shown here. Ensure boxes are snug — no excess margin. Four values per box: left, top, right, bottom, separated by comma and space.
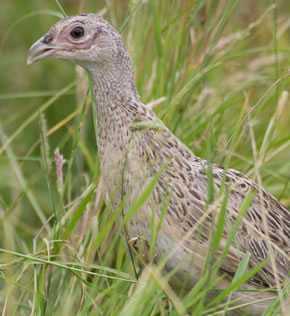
27, 14, 289, 315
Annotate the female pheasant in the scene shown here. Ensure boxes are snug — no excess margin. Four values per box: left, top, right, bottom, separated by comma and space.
27, 14, 289, 315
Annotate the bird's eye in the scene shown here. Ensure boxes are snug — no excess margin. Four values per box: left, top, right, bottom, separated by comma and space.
70, 26, 85, 39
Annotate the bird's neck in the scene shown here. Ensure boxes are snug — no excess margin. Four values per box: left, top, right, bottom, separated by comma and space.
89, 65, 149, 165
90, 65, 142, 124
89, 58, 139, 100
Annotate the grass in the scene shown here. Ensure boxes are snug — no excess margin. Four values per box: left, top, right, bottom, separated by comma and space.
0, 0, 289, 315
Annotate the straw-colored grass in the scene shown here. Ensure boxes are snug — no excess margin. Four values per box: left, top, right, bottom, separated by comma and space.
0, 0, 289, 315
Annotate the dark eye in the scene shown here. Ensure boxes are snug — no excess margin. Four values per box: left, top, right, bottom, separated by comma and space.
70, 26, 84, 39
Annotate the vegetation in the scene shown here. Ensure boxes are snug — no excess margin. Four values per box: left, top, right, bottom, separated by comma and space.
0, 0, 289, 315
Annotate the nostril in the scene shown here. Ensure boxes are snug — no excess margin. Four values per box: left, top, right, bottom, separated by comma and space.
42, 33, 53, 44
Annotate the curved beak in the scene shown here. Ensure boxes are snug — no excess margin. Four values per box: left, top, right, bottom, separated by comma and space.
27, 33, 57, 65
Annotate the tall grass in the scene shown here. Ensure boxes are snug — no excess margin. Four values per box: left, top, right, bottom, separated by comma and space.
0, 0, 289, 315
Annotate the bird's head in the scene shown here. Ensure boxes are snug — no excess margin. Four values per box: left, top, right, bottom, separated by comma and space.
27, 14, 127, 71
27, 14, 139, 99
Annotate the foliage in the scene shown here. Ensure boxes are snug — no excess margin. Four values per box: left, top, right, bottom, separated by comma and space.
0, 0, 289, 315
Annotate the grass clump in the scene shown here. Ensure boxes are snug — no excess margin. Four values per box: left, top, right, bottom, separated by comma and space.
0, 0, 289, 315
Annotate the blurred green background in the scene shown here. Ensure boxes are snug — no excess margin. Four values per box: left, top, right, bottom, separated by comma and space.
0, 0, 289, 314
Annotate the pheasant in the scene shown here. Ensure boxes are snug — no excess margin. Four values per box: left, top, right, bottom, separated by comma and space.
27, 14, 289, 315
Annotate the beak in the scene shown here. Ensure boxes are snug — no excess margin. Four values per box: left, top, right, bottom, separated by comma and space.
27, 33, 57, 65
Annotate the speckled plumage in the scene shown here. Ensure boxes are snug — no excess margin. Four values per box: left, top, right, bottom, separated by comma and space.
28, 14, 289, 315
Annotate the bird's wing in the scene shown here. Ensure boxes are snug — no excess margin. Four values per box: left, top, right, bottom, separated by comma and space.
141, 125, 290, 288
